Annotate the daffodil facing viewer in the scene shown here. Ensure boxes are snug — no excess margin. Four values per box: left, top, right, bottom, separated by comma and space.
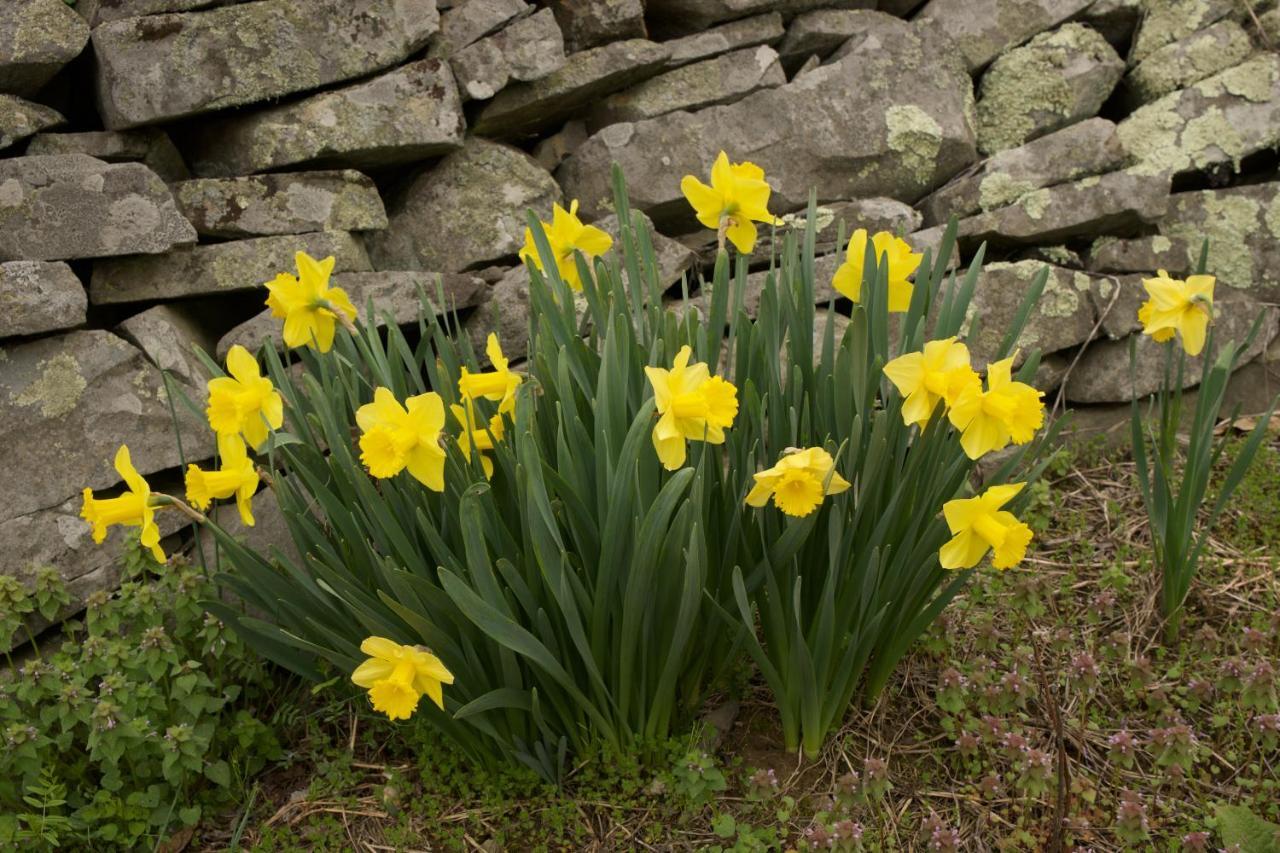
940, 483, 1033, 570
351, 637, 455, 721
206, 345, 284, 451
746, 447, 851, 517
645, 345, 739, 470
832, 230, 922, 313
452, 402, 505, 479
458, 333, 521, 415
1137, 270, 1215, 357
81, 445, 167, 563
947, 356, 1044, 461
356, 387, 448, 491
883, 337, 977, 429
264, 251, 358, 353
681, 151, 782, 254
519, 199, 613, 291
184, 434, 260, 526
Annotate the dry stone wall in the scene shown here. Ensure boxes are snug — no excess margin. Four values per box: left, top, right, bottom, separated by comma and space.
2, 0, 1280, 639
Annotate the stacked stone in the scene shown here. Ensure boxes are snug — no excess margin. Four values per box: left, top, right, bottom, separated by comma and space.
2, 0, 1279, 639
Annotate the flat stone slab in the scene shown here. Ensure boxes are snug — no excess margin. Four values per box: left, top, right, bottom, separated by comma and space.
913, 0, 1093, 72
0, 0, 90, 97
26, 129, 190, 182
1156, 182, 1280, 303
75, 0, 243, 27
429, 0, 530, 58
0, 95, 64, 151
115, 303, 220, 388
1087, 235, 1193, 277
1129, 0, 1247, 62
1122, 19, 1252, 107
552, 0, 646, 53
184, 59, 465, 177
218, 270, 489, 358
0, 154, 195, 262
0, 329, 212, 524
450, 8, 566, 101
661, 13, 784, 67
91, 0, 439, 129
644, 0, 872, 35
0, 260, 86, 339
172, 170, 387, 239
89, 230, 371, 305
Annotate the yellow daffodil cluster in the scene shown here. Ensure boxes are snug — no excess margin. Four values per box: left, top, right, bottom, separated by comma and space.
681, 151, 783, 254
1137, 270, 1215, 357
351, 636, 455, 721
519, 199, 613, 291
645, 345, 739, 470
833, 230, 923, 313
746, 447, 851, 517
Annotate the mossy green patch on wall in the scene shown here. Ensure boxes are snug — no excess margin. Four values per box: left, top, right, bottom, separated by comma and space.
11, 352, 86, 419
978, 172, 1036, 211
1162, 192, 1261, 290
885, 104, 943, 187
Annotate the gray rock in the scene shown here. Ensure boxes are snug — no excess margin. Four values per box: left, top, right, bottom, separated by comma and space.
920, 118, 1126, 226
913, 0, 1093, 72
777, 10, 870, 68
1064, 299, 1278, 403
558, 13, 977, 226
964, 261, 1098, 368
75, 0, 243, 27
218, 271, 487, 358
450, 9, 567, 101
26, 129, 190, 182
367, 138, 560, 274
587, 45, 785, 131
184, 59, 465, 177
0, 329, 212, 523
1087, 235, 1193, 276
950, 168, 1170, 248
975, 24, 1123, 155
472, 39, 671, 137
1156, 183, 1280, 302
662, 13, 784, 67
645, 0, 873, 35
1130, 0, 1257, 63
0, 154, 196, 262
0, 95, 63, 151
1123, 20, 1253, 107
115, 303, 219, 387
200, 487, 303, 570
89, 230, 371, 305
0, 0, 90, 97
91, 0, 439, 129
532, 119, 589, 171
172, 170, 387, 240
429, 0, 530, 58
1118, 55, 1280, 181
551, 0, 646, 53
0, 261, 85, 339
1076, 0, 1142, 51
878, 0, 928, 14
1085, 271, 1149, 340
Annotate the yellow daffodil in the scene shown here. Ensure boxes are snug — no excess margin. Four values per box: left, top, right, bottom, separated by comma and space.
264, 251, 358, 353
680, 150, 783, 254
351, 636, 455, 720
745, 447, 851, 517
947, 356, 1044, 460
206, 345, 284, 451
832, 229, 922, 313
644, 345, 739, 470
940, 483, 1033, 570
81, 445, 165, 563
883, 337, 978, 429
452, 402, 505, 479
1137, 270, 1215, 357
356, 387, 447, 491
458, 333, 521, 415
184, 434, 259, 526
519, 199, 613, 291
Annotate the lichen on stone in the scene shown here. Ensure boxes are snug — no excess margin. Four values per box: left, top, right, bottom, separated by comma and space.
1151, 235, 1173, 253
1162, 192, 1261, 290
978, 173, 1036, 211
1021, 188, 1051, 220
885, 104, 942, 188
11, 352, 87, 419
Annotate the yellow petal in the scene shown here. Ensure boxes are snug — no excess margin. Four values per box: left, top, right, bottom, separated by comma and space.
724, 216, 758, 254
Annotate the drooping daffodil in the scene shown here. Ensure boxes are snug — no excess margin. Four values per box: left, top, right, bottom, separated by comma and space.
518, 199, 613, 291
458, 333, 521, 415
351, 636, 455, 721
452, 402, 505, 479
883, 337, 978, 429
946, 356, 1044, 461
832, 229, 922, 313
263, 251, 358, 353
184, 433, 260, 526
644, 345, 739, 470
680, 151, 783, 254
940, 483, 1033, 570
81, 445, 166, 563
205, 345, 284, 451
1137, 270, 1215, 357
745, 447, 851, 518
356, 388, 447, 491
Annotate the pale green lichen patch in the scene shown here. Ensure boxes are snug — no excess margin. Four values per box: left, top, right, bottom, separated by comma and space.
885, 104, 943, 187
1152, 235, 1173, 252
1021, 188, 1051, 220
1163, 192, 1261, 289
1264, 193, 1280, 240
1125, 20, 1251, 104
1040, 271, 1082, 318
11, 352, 86, 419
978, 173, 1036, 211
1196, 54, 1277, 104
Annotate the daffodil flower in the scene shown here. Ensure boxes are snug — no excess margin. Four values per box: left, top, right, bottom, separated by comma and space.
458, 333, 521, 415
81, 445, 166, 563
519, 199, 613, 291
452, 401, 505, 479
745, 447, 851, 517
947, 356, 1044, 460
1137, 270, 1215, 357
206, 345, 284, 451
264, 251, 358, 353
940, 483, 1033, 570
184, 434, 260, 526
356, 387, 447, 491
644, 345, 739, 470
883, 337, 978, 429
351, 636, 455, 720
680, 151, 783, 254
832, 230, 922, 313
